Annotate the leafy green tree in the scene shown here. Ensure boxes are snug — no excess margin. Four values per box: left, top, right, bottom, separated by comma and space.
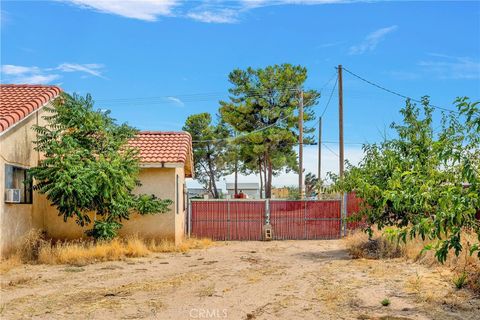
304, 172, 320, 198
332, 97, 479, 262
30, 93, 172, 240
286, 186, 301, 200
220, 64, 320, 198
183, 113, 231, 198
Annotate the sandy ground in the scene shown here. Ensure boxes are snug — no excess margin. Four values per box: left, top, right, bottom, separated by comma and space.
1, 240, 479, 320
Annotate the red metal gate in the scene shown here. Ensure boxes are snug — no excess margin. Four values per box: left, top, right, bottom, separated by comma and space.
190, 199, 348, 240
190, 200, 265, 240
269, 200, 341, 240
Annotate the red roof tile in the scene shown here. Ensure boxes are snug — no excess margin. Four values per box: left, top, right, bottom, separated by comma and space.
128, 131, 194, 177
0, 84, 62, 133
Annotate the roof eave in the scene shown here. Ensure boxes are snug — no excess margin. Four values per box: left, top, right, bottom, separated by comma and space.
0, 93, 60, 137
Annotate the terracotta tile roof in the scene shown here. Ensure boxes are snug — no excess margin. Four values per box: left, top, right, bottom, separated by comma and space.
0, 84, 62, 133
128, 131, 194, 177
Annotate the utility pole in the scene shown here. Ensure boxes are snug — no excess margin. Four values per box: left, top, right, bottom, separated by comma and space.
318, 116, 322, 180
317, 116, 322, 199
233, 130, 238, 197
338, 65, 344, 179
298, 89, 304, 200
338, 64, 346, 237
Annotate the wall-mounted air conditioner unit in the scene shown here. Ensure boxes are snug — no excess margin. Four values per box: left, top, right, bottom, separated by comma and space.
5, 189, 21, 203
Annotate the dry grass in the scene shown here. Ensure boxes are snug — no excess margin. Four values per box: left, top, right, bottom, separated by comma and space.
37, 236, 151, 265
147, 237, 213, 253
0, 254, 22, 274
0, 230, 214, 270
197, 284, 216, 297
345, 229, 480, 293
345, 230, 404, 259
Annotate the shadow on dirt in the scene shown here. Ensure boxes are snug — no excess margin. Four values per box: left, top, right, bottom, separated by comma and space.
291, 249, 351, 261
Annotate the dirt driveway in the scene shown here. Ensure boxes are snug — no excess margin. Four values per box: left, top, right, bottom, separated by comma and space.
1, 240, 479, 320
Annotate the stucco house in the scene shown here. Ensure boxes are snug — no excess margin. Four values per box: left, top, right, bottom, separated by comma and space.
0, 84, 193, 256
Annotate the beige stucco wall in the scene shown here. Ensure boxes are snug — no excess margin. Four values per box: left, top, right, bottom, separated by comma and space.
119, 167, 178, 241
174, 167, 186, 243
1, 105, 188, 256
0, 108, 47, 257
43, 167, 181, 242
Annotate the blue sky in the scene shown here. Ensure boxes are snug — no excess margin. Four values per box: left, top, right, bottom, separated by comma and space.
1, 0, 479, 187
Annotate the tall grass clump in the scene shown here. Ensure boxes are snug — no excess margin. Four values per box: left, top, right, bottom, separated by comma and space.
345, 230, 404, 259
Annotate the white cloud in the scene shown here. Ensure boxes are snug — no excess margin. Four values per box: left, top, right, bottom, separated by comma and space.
418, 54, 480, 80
318, 41, 344, 48
0, 9, 9, 26
166, 96, 185, 107
1, 62, 106, 84
187, 8, 240, 24
1, 65, 40, 75
12, 74, 61, 85
63, 0, 377, 24
349, 25, 398, 55
56, 63, 105, 78
242, 0, 355, 6
64, 0, 179, 21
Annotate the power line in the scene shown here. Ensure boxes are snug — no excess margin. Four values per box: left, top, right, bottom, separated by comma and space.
319, 72, 337, 93
190, 79, 364, 145
319, 77, 338, 118
322, 143, 339, 157
96, 81, 338, 107
191, 87, 323, 144
192, 116, 290, 144
192, 93, 333, 145
96, 86, 317, 104
314, 140, 368, 145
342, 66, 459, 114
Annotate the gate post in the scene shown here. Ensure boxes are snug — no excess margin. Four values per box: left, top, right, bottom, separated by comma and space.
188, 199, 192, 237
304, 200, 307, 240
341, 192, 348, 237
265, 199, 270, 225
227, 199, 231, 241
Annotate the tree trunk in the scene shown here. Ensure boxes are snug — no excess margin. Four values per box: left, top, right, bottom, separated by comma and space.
258, 160, 263, 199
211, 173, 219, 198
266, 154, 273, 199
205, 145, 219, 199
263, 158, 267, 198
208, 179, 213, 198
234, 157, 238, 196
206, 158, 219, 198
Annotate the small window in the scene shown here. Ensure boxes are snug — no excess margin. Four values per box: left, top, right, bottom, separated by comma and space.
176, 174, 179, 214
5, 165, 33, 204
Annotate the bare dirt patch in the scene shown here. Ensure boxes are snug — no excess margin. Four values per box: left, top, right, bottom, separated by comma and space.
1, 240, 478, 319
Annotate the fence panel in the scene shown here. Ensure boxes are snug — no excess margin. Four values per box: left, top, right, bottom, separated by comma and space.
305, 200, 341, 239
269, 201, 305, 240
229, 201, 265, 240
190, 201, 229, 240
269, 200, 341, 240
190, 200, 264, 241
